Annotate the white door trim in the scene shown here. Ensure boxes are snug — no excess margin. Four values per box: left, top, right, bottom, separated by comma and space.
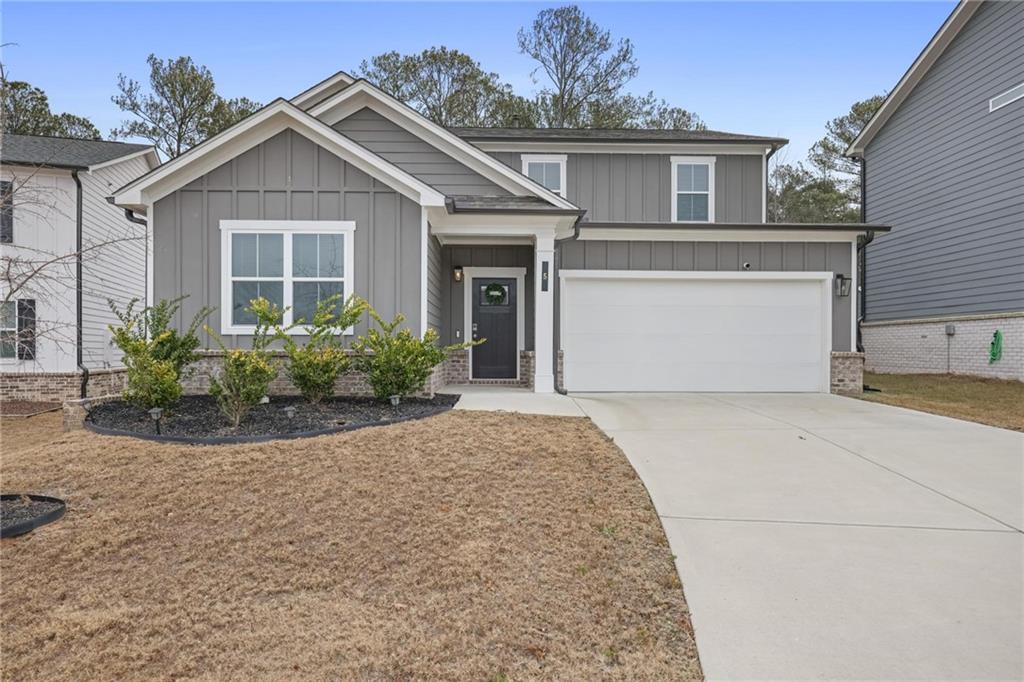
462, 266, 527, 381
559, 269, 834, 393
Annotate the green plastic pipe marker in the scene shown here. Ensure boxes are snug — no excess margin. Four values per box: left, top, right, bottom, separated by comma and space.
989, 329, 1003, 364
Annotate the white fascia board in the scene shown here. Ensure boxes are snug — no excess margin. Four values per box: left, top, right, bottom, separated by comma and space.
309, 81, 580, 210
111, 100, 445, 210
578, 228, 869, 242
87, 147, 160, 173
472, 140, 776, 156
290, 70, 356, 110
846, 0, 981, 157
428, 207, 576, 237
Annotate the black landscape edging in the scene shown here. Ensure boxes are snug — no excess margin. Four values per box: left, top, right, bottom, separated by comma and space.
84, 403, 455, 446
0, 495, 67, 538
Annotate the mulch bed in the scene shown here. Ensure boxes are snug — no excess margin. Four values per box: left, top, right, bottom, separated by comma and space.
0, 401, 61, 418
1, 495, 65, 537
86, 394, 460, 441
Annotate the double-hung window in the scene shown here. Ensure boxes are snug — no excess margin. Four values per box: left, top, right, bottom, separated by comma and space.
671, 156, 715, 223
0, 301, 17, 358
1, 180, 13, 244
220, 221, 355, 334
522, 154, 567, 198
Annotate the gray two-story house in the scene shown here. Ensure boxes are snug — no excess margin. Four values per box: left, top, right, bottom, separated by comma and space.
847, 0, 1022, 381
112, 72, 883, 394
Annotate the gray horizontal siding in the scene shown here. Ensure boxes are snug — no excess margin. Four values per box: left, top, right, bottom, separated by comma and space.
439, 245, 535, 350
559, 240, 853, 351
489, 150, 763, 223
864, 0, 1024, 321
335, 108, 509, 196
153, 128, 423, 346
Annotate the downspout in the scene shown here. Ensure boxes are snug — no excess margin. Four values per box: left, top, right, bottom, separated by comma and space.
122, 208, 148, 310
857, 156, 875, 354
73, 170, 88, 399
552, 218, 584, 395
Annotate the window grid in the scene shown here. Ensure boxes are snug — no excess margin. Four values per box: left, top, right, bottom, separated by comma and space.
0, 301, 16, 359
671, 157, 715, 223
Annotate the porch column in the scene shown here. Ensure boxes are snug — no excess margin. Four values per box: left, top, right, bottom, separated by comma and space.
534, 232, 555, 393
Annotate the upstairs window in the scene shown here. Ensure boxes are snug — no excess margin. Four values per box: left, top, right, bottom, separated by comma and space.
522, 154, 567, 197
671, 157, 715, 223
1, 180, 13, 244
220, 221, 355, 335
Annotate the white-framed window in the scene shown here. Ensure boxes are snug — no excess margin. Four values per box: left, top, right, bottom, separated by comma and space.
522, 154, 567, 198
219, 220, 356, 335
671, 156, 715, 223
0, 300, 17, 359
1, 180, 13, 244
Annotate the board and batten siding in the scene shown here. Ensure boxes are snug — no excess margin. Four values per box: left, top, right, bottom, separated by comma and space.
438, 245, 535, 350
426, 234, 443, 332
152, 128, 424, 346
488, 151, 763, 223
335, 108, 510, 197
864, 0, 1024, 321
80, 156, 151, 370
559, 239, 853, 351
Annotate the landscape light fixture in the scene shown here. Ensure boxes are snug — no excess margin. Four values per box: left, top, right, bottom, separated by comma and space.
148, 407, 164, 434
834, 274, 852, 297
283, 406, 297, 420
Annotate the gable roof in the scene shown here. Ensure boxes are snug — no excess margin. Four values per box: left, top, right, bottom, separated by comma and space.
307, 79, 580, 211
110, 98, 446, 213
1, 134, 157, 171
846, 0, 983, 157
451, 127, 787, 146
290, 70, 356, 111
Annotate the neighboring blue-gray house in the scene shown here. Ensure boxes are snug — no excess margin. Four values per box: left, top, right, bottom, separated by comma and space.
847, 0, 1023, 381
113, 73, 883, 395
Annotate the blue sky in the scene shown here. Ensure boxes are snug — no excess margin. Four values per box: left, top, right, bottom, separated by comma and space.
3, 1, 954, 163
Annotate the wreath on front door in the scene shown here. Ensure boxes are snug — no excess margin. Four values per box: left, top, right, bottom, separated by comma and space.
483, 282, 508, 305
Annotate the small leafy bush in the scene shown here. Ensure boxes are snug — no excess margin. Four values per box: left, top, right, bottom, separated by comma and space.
281, 294, 367, 403
114, 330, 183, 410
351, 305, 473, 402
205, 297, 280, 428
108, 296, 212, 377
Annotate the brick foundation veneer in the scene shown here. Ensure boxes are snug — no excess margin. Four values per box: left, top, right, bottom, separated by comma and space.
1, 368, 128, 403
438, 349, 534, 388
830, 352, 864, 394
862, 313, 1023, 381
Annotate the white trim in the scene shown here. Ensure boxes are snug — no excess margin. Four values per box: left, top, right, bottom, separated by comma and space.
761, 150, 768, 222
521, 154, 568, 198
218, 220, 356, 336
990, 82, 1024, 112
558, 269, 834, 393
461, 266, 526, 381
670, 156, 716, 223
111, 99, 446, 212
291, 70, 356, 110
850, 236, 858, 352
437, 236, 535, 246
577, 228, 868, 242
86, 147, 160, 173
144, 200, 154, 313
420, 208, 429, 337
471, 141, 776, 156
308, 81, 579, 210
846, 0, 982, 156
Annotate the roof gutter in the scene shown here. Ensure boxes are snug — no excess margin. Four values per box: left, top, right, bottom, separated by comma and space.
73, 170, 88, 399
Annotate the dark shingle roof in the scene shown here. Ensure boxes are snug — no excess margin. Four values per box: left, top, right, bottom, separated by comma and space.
1, 134, 154, 170
446, 195, 583, 215
450, 127, 788, 145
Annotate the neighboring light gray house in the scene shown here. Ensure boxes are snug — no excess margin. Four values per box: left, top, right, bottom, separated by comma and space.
847, 0, 1023, 381
112, 73, 884, 394
0, 135, 159, 402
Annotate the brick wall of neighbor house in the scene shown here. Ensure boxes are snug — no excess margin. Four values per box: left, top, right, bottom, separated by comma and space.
830, 352, 865, 394
1, 368, 128, 403
862, 314, 1023, 381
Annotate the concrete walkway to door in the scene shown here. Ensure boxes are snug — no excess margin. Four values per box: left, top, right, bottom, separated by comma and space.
570, 393, 1024, 681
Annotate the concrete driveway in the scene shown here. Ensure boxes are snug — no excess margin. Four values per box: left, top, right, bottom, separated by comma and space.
571, 393, 1024, 681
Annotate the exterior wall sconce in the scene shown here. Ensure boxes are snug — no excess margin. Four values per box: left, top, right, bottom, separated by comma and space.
835, 274, 852, 297
453, 266, 464, 283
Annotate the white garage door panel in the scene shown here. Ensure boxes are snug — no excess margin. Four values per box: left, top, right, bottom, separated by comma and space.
562, 273, 830, 392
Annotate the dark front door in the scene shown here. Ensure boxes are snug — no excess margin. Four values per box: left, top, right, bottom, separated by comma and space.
471, 277, 517, 379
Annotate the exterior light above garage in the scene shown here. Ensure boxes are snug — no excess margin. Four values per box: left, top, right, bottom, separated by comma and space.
835, 274, 852, 297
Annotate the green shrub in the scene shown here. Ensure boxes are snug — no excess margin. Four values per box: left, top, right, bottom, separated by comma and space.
351, 305, 473, 402
205, 297, 281, 428
281, 294, 367, 403
108, 296, 212, 377
116, 331, 183, 410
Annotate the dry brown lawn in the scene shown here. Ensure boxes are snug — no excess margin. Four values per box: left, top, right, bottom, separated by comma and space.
861, 372, 1024, 431
1, 411, 64, 455
0, 410, 701, 681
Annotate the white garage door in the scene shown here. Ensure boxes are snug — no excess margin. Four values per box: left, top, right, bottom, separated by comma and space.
560, 271, 832, 392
